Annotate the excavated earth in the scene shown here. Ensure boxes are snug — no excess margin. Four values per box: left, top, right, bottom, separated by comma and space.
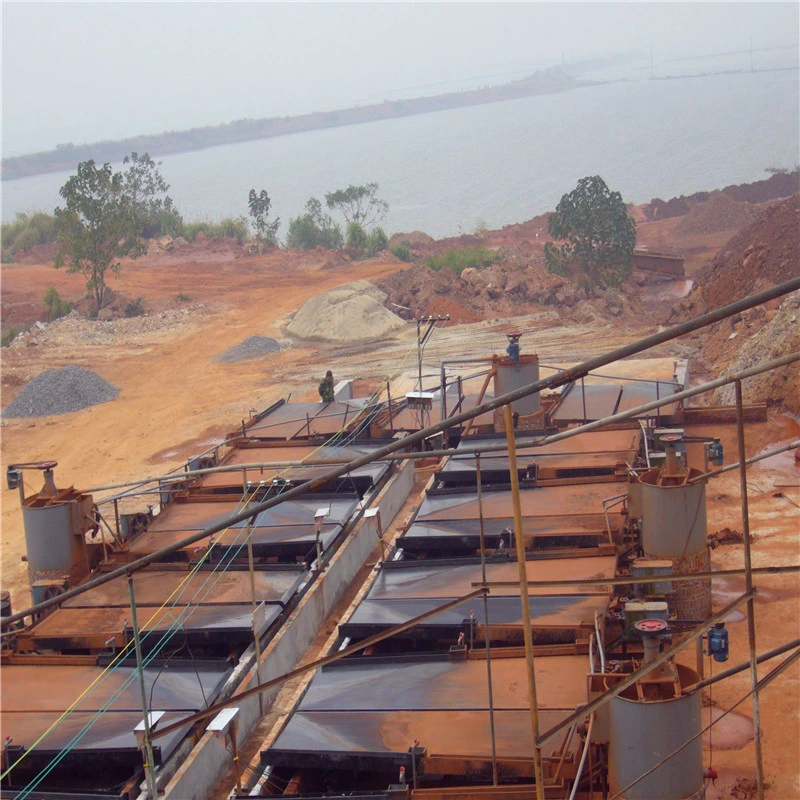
1, 183, 798, 798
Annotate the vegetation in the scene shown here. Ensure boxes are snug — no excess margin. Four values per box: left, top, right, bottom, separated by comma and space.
286, 198, 343, 250
325, 183, 388, 228
43, 287, 71, 321
346, 223, 388, 259
176, 293, 191, 302
390, 242, 413, 262
1, 326, 21, 348
124, 297, 145, 317
426, 246, 500, 275
1, 211, 57, 262
181, 217, 249, 243
248, 188, 280, 249
544, 175, 636, 288
123, 152, 183, 237
54, 155, 177, 312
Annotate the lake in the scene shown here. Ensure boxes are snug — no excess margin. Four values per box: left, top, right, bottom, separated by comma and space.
2, 64, 798, 239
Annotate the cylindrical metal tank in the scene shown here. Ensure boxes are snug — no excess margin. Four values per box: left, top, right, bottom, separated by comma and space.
22, 499, 89, 594
638, 469, 707, 558
638, 469, 711, 619
493, 354, 540, 417
0, 590, 11, 617
608, 664, 703, 800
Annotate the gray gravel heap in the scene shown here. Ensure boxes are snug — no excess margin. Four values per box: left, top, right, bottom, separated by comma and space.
3, 365, 119, 418
218, 336, 282, 362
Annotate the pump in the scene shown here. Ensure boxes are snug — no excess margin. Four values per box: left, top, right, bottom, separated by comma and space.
506, 332, 522, 362
706, 622, 729, 662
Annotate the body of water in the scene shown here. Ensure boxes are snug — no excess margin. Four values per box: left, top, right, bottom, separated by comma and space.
2, 65, 798, 239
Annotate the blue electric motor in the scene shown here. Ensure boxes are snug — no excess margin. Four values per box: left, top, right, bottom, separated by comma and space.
708, 440, 724, 466
506, 333, 522, 362
707, 622, 729, 662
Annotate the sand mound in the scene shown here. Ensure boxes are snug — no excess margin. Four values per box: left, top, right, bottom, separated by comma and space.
3, 365, 119, 418
286, 280, 407, 343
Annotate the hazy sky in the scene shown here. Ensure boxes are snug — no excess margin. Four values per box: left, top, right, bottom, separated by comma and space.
2, 2, 798, 157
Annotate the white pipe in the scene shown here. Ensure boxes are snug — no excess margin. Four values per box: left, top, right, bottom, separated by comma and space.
595, 612, 606, 673
589, 632, 595, 673
568, 713, 596, 800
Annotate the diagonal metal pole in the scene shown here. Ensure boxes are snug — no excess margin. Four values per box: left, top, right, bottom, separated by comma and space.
505, 405, 545, 800
735, 380, 765, 800
127, 573, 159, 799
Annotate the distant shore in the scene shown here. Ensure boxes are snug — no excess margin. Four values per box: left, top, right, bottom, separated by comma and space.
1, 68, 588, 182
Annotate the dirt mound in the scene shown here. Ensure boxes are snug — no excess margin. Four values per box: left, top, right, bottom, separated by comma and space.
712, 290, 800, 411
3, 364, 119, 418
667, 196, 800, 412
643, 170, 799, 221
674, 191, 761, 236
670, 196, 799, 320
285, 280, 407, 343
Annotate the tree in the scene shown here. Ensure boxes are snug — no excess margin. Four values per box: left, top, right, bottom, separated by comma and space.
248, 188, 280, 249
325, 183, 388, 228
286, 197, 343, 250
55, 160, 146, 313
123, 152, 182, 238
544, 175, 636, 288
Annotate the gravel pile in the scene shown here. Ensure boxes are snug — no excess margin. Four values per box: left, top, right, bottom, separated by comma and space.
218, 336, 282, 362
3, 365, 119, 418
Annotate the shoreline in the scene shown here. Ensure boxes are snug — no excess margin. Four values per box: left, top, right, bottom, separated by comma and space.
1, 68, 588, 182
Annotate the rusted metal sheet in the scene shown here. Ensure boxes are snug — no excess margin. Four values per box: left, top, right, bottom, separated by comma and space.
415, 485, 625, 521
341, 594, 607, 640
62, 566, 305, 608
126, 496, 358, 560
265, 655, 583, 774
551, 383, 622, 424
246, 401, 369, 440
267, 709, 570, 774
0, 662, 228, 713
399, 516, 616, 553
617, 381, 680, 419
298, 656, 588, 711
1, 710, 191, 770
368, 558, 616, 599
16, 602, 282, 652
199, 443, 390, 491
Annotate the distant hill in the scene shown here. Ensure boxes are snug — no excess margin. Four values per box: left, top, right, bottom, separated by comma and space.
2, 67, 588, 181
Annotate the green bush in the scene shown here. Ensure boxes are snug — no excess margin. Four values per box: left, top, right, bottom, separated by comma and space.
180, 217, 250, 244
1, 326, 20, 348
176, 293, 191, 302
426, 246, 500, 275
125, 297, 145, 317
1, 211, 58, 262
43, 287, 71, 322
390, 243, 413, 262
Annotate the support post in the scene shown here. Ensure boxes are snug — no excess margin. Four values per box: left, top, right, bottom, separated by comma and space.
246, 516, 264, 716
476, 454, 499, 786
735, 380, 764, 800
127, 573, 159, 799
505, 404, 545, 800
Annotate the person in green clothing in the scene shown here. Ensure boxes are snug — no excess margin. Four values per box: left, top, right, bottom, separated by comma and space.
318, 370, 334, 403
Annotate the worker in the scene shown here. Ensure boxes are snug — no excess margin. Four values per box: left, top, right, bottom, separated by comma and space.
318, 370, 334, 403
